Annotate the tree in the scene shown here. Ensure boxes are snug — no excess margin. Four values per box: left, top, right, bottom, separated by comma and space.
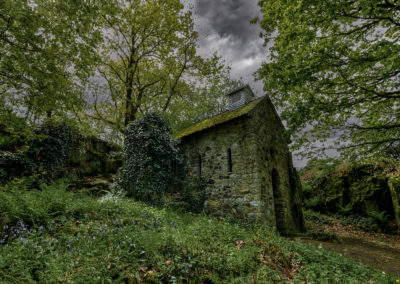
0, 0, 102, 123
166, 73, 245, 133
256, 0, 400, 158
86, 0, 230, 137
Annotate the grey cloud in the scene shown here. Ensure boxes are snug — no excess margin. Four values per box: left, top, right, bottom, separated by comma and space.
193, 0, 266, 95
192, 1, 338, 167
195, 0, 260, 42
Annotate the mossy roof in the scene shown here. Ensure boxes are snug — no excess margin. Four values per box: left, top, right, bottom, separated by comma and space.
175, 97, 264, 140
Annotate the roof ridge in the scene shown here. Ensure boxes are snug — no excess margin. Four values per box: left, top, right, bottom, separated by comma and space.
175, 96, 265, 140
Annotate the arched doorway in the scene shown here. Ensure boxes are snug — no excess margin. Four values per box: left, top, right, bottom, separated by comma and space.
272, 169, 285, 232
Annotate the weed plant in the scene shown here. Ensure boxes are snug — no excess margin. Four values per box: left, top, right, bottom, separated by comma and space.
0, 181, 398, 283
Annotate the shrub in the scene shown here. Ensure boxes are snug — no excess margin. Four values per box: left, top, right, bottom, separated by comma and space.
0, 108, 33, 152
0, 152, 36, 184
301, 159, 398, 223
119, 113, 180, 204
166, 176, 207, 213
0, 180, 105, 230
367, 210, 389, 232
26, 122, 79, 181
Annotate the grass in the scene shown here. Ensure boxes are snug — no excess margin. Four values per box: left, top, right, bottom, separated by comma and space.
0, 180, 398, 283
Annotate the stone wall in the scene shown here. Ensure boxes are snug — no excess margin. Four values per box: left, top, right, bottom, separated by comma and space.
179, 97, 304, 233
249, 98, 304, 233
180, 116, 261, 220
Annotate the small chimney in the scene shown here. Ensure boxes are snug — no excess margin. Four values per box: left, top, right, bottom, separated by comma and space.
228, 85, 255, 111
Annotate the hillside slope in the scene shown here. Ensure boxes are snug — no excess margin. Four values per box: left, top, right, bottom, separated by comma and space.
0, 180, 398, 283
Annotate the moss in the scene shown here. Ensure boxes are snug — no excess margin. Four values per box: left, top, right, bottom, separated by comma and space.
68, 136, 122, 177
303, 160, 399, 220
175, 97, 264, 140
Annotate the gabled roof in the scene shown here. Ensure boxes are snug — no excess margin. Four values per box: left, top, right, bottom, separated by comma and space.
227, 84, 255, 97
175, 97, 264, 140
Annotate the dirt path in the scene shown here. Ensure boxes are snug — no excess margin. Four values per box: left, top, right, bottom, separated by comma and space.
303, 214, 400, 275
302, 237, 400, 275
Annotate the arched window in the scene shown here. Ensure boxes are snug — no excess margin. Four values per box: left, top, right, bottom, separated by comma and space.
198, 154, 202, 176
227, 148, 232, 172
270, 147, 275, 159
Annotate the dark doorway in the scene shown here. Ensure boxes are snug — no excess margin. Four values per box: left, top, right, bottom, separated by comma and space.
272, 169, 285, 232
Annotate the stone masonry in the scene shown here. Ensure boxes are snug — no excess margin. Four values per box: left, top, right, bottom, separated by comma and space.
176, 86, 304, 233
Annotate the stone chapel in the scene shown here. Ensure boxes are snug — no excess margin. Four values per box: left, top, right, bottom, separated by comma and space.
176, 85, 304, 233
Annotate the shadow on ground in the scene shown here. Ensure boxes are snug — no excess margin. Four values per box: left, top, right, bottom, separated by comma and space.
302, 237, 400, 275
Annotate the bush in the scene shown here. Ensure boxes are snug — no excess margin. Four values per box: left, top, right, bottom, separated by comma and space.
26, 122, 79, 181
0, 180, 105, 230
0, 152, 36, 184
166, 176, 207, 213
300, 159, 398, 221
119, 113, 180, 204
367, 211, 389, 232
0, 108, 33, 152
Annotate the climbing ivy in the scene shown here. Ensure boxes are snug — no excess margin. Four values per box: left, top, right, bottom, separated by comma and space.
119, 113, 180, 204
26, 122, 79, 181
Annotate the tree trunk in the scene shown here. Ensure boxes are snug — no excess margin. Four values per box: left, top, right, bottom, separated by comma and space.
388, 175, 400, 234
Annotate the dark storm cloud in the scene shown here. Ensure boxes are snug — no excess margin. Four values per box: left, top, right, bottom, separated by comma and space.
193, 0, 266, 95
191, 1, 320, 167
195, 0, 260, 43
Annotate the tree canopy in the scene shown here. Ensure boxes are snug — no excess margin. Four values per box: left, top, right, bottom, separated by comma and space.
83, 0, 233, 140
0, 0, 102, 123
257, 0, 400, 158
1, 0, 234, 142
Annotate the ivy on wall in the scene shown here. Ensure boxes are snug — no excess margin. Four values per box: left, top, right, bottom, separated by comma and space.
119, 113, 180, 204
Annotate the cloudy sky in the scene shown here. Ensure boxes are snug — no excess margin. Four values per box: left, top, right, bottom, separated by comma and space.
193, 0, 266, 96
190, 1, 339, 168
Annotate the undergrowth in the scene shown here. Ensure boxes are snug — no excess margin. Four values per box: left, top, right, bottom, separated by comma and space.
0, 181, 398, 283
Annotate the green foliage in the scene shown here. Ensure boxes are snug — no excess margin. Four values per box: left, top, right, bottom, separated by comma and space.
167, 177, 207, 213
0, 108, 33, 152
384, 142, 400, 160
120, 113, 179, 204
82, 160, 103, 177
86, 0, 232, 137
301, 159, 396, 213
0, 183, 397, 283
1, 0, 103, 123
388, 172, 400, 233
256, 0, 400, 157
0, 120, 121, 184
301, 159, 400, 232
67, 136, 122, 178
0, 152, 35, 184
1, 0, 235, 139
26, 123, 79, 181
367, 211, 389, 232
300, 159, 342, 211
0, 180, 100, 228
303, 210, 334, 227
338, 204, 353, 216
